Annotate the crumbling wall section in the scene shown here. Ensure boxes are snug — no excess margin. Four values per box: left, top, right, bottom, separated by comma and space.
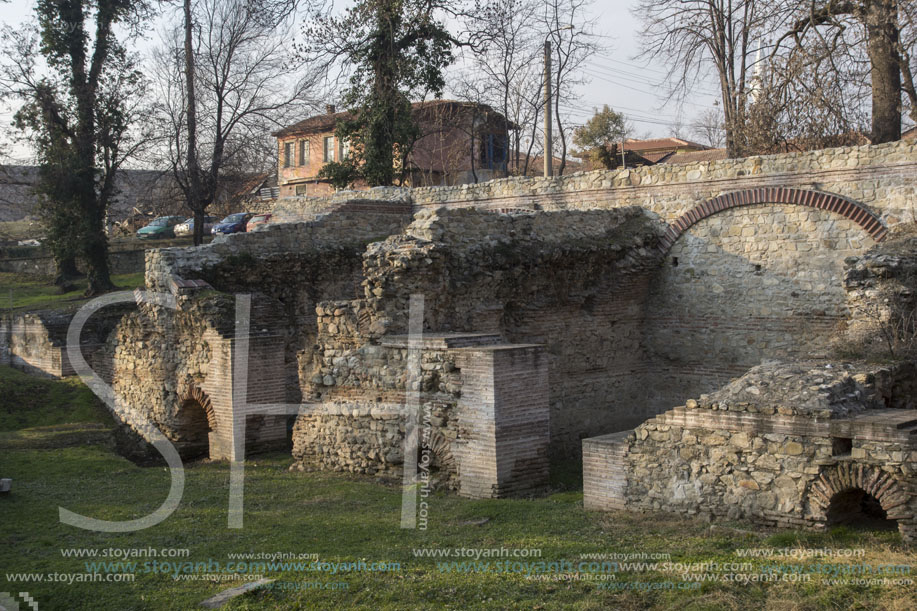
642, 203, 878, 414
843, 224, 917, 360
143, 199, 414, 405
584, 361, 917, 541
295, 207, 667, 459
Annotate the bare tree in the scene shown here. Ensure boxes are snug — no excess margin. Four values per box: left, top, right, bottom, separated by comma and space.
541, 0, 600, 175
634, 0, 775, 157
772, 0, 917, 143
745, 42, 870, 154
153, 0, 317, 245
463, 0, 544, 175
691, 107, 726, 148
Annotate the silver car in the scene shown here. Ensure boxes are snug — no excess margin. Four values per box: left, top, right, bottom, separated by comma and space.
174, 215, 217, 236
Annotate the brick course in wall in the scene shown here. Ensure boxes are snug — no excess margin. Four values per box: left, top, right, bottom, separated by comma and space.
51, 140, 917, 503
409, 140, 917, 230
583, 362, 917, 541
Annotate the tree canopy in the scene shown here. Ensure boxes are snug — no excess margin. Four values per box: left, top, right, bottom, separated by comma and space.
572, 105, 627, 169
301, 0, 457, 187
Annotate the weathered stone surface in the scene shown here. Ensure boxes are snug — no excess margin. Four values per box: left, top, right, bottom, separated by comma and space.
584, 361, 917, 542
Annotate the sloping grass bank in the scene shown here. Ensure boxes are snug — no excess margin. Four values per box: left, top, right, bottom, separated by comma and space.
0, 271, 145, 312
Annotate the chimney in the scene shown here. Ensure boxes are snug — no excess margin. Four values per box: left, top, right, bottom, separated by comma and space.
325, 104, 336, 114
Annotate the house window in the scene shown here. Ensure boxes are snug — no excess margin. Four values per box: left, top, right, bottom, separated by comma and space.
283, 141, 294, 168
479, 134, 508, 170
339, 138, 350, 160
295, 184, 308, 196
323, 136, 335, 162
299, 140, 310, 166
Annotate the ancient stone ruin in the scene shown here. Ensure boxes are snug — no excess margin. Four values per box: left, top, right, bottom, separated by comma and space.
4, 140, 916, 534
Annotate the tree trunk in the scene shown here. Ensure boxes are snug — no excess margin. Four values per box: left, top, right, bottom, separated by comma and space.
865, 0, 902, 143
76, 87, 113, 294
184, 0, 205, 246
193, 209, 205, 245
54, 256, 81, 286
84, 215, 114, 295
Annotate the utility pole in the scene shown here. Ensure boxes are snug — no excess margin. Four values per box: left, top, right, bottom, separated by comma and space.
543, 39, 553, 178
543, 25, 572, 178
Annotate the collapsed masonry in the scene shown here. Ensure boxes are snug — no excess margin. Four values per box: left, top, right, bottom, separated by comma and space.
102, 201, 665, 497
7, 139, 916, 534
584, 229, 917, 541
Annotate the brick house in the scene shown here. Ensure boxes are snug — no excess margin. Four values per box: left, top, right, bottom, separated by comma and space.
272, 100, 515, 197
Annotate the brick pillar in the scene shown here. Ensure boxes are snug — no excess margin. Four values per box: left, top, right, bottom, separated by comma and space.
204, 332, 287, 460
582, 431, 631, 511
453, 344, 549, 498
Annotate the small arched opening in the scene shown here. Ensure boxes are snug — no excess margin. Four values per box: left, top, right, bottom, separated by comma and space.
175, 387, 217, 459
826, 487, 898, 531
416, 430, 456, 490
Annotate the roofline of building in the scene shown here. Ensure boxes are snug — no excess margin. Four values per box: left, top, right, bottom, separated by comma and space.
273, 100, 518, 138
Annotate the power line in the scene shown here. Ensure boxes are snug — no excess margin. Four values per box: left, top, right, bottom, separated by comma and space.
591, 52, 723, 96
585, 63, 722, 98
581, 69, 718, 109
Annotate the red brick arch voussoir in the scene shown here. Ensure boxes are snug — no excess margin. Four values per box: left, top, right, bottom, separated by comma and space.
178, 385, 218, 431
657, 187, 888, 255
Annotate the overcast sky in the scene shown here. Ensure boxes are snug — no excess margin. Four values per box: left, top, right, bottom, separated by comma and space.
0, 0, 721, 164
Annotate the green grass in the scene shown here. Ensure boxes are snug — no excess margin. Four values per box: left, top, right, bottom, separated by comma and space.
0, 271, 145, 312
0, 366, 114, 431
0, 219, 43, 243
1, 367, 915, 610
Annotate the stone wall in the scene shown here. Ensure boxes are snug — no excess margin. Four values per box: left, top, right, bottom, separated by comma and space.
0, 309, 126, 379
641, 203, 878, 412
583, 361, 917, 542
73, 140, 917, 499
410, 140, 917, 228
265, 187, 412, 224
290, 331, 470, 488
145, 198, 413, 292
256, 141, 916, 422
104, 293, 288, 461
298, 207, 667, 458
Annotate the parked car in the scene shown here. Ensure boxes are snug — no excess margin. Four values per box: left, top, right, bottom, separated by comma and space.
211, 212, 253, 235
174, 215, 217, 236
136, 216, 187, 240
246, 213, 272, 232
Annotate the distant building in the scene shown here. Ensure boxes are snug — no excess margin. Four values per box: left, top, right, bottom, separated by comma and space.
576, 137, 714, 170
0, 165, 182, 225
621, 137, 712, 164
272, 100, 515, 198
660, 148, 728, 165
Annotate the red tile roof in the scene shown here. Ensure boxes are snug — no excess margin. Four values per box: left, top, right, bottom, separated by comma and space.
622, 137, 710, 153
273, 100, 513, 138
661, 148, 728, 164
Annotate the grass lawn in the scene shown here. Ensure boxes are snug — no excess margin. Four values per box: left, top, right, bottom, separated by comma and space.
0, 219, 43, 243
1, 366, 915, 610
0, 272, 145, 312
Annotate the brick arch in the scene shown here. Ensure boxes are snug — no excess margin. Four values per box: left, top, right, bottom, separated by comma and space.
808, 463, 912, 532
426, 430, 455, 472
658, 188, 888, 255
178, 385, 217, 430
